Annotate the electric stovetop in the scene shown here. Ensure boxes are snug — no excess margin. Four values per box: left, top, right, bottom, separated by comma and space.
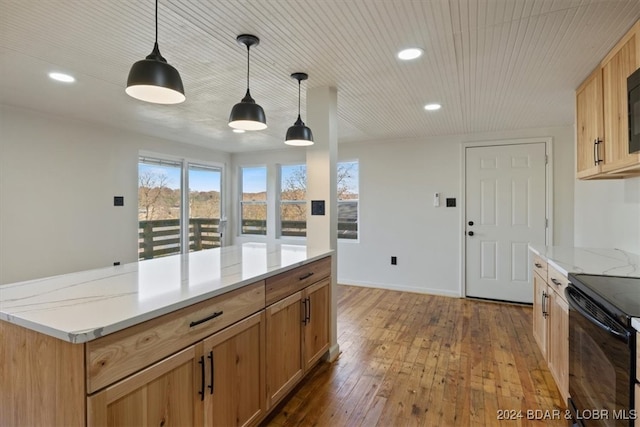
568, 273, 640, 326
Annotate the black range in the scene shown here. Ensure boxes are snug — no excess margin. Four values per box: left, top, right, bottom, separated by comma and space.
566, 273, 639, 427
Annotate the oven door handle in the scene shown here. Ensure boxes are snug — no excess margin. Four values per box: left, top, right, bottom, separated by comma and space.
566, 288, 628, 342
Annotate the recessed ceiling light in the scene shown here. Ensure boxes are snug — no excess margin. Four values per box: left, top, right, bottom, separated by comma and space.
233, 129, 246, 134
397, 48, 423, 60
48, 72, 75, 83
424, 103, 442, 111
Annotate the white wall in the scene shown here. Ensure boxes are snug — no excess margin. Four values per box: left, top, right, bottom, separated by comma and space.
231, 126, 575, 297
0, 105, 230, 284
574, 177, 640, 253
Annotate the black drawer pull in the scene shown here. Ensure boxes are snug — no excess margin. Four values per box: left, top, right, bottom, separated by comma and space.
550, 278, 561, 286
190, 311, 224, 328
534, 263, 543, 268
299, 272, 314, 281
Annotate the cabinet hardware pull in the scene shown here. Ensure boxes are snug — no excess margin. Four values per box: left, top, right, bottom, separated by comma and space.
541, 291, 547, 318
306, 297, 311, 323
198, 356, 205, 401
550, 278, 561, 286
534, 263, 543, 268
594, 138, 603, 165
302, 299, 308, 324
190, 310, 223, 328
299, 272, 314, 281
207, 351, 214, 394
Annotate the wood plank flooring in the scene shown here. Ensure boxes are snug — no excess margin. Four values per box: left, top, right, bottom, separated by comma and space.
263, 285, 566, 427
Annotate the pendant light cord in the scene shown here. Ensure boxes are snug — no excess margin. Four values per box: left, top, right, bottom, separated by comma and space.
154, 0, 158, 45
246, 45, 251, 91
297, 79, 301, 116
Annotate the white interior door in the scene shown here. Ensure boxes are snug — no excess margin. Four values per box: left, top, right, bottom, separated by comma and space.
465, 143, 547, 303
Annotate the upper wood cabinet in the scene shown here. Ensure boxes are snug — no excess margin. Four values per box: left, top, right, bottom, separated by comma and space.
576, 68, 605, 178
576, 19, 640, 179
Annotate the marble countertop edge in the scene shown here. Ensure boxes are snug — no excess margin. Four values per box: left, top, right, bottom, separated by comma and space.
0, 244, 334, 344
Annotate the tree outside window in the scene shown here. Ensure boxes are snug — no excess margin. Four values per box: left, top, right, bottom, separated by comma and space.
280, 164, 307, 237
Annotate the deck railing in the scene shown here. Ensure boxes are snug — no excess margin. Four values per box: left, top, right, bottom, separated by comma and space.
139, 218, 358, 259
138, 218, 221, 260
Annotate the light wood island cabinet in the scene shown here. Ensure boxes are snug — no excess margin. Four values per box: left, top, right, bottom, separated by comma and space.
1, 253, 333, 427
264, 257, 331, 409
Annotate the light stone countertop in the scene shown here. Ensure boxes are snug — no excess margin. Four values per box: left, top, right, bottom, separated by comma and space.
528, 245, 639, 278
529, 245, 639, 331
0, 243, 333, 344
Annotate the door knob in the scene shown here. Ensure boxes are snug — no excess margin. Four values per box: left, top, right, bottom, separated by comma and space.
468, 231, 474, 236
468, 221, 474, 226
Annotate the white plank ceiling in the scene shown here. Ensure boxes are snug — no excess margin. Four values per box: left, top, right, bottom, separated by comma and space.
1, 0, 639, 152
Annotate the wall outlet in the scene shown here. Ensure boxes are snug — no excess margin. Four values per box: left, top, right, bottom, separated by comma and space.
391, 256, 397, 265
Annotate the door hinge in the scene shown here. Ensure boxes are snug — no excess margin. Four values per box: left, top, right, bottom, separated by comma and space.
545, 218, 548, 228
545, 154, 548, 165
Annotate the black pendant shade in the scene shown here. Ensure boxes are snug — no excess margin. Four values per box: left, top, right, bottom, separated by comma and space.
285, 72, 314, 146
229, 35, 267, 131
126, 0, 185, 104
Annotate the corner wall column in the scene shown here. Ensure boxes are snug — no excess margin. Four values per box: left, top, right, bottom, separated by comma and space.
306, 86, 339, 361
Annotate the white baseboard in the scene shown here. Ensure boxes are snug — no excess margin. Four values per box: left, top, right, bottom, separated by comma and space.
337, 279, 462, 298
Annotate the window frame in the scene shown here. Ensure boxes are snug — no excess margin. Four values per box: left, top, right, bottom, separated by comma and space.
138, 152, 225, 259
277, 163, 307, 239
337, 159, 359, 241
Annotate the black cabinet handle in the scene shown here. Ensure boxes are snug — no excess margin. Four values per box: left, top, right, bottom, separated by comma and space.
541, 291, 547, 318
306, 297, 311, 323
550, 278, 561, 286
299, 272, 314, 281
207, 351, 214, 395
301, 298, 308, 324
190, 311, 223, 328
468, 221, 474, 226
198, 356, 205, 401
468, 231, 474, 236
534, 263, 543, 268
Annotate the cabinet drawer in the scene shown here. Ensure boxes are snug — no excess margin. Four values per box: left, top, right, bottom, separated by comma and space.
547, 266, 569, 302
266, 257, 331, 306
86, 281, 265, 393
532, 254, 548, 279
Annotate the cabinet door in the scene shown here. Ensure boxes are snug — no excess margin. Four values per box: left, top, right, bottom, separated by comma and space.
547, 290, 569, 404
602, 27, 640, 173
576, 67, 605, 178
87, 345, 202, 427
202, 312, 265, 427
303, 278, 330, 370
532, 272, 548, 359
265, 291, 303, 409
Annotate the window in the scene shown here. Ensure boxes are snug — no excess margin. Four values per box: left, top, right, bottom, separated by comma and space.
280, 164, 307, 237
240, 166, 267, 235
138, 157, 223, 260
338, 160, 359, 239
188, 164, 222, 251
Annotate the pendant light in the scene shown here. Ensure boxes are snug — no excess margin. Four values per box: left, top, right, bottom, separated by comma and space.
229, 34, 267, 131
285, 72, 314, 146
126, 0, 185, 104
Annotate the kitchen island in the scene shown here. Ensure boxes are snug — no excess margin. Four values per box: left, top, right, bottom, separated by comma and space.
0, 242, 334, 426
